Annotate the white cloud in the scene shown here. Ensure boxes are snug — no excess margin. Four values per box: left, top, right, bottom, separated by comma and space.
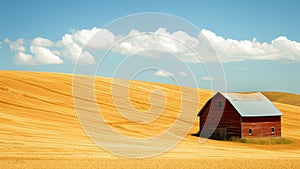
177, 71, 189, 76
29, 46, 63, 64
31, 37, 54, 47
5, 38, 63, 65
59, 27, 115, 64
14, 47, 63, 65
60, 33, 83, 61
155, 69, 174, 77
14, 52, 34, 65
5, 27, 300, 65
201, 76, 216, 81
5, 38, 26, 52
85, 28, 115, 49
77, 51, 95, 65
112, 28, 199, 61
70, 27, 100, 46
201, 29, 300, 62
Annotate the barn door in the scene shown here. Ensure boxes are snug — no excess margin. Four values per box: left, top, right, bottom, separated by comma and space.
210, 127, 227, 140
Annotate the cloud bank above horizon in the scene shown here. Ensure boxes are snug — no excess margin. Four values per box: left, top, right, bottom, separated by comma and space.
4, 27, 300, 65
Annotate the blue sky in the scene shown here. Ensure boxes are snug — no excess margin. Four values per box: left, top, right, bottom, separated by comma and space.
0, 0, 300, 93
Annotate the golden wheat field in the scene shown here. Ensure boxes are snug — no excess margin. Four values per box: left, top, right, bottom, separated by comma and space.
0, 71, 299, 169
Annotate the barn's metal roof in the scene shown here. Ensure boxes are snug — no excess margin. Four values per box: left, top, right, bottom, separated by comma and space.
219, 92, 282, 117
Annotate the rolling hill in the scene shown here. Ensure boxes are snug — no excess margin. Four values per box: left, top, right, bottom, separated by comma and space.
0, 71, 299, 169
262, 92, 300, 107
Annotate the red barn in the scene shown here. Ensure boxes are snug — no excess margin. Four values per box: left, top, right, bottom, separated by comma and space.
197, 92, 282, 140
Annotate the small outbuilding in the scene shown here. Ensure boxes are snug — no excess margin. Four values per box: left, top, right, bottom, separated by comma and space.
197, 92, 282, 140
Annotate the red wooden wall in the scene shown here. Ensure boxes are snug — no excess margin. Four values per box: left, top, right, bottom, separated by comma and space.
241, 116, 281, 137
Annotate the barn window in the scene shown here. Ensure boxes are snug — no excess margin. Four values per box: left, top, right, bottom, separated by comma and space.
218, 101, 223, 108
271, 127, 275, 134
248, 128, 252, 135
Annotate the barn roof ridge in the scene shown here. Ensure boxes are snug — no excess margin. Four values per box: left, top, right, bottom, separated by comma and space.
217, 92, 282, 117
198, 92, 282, 117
